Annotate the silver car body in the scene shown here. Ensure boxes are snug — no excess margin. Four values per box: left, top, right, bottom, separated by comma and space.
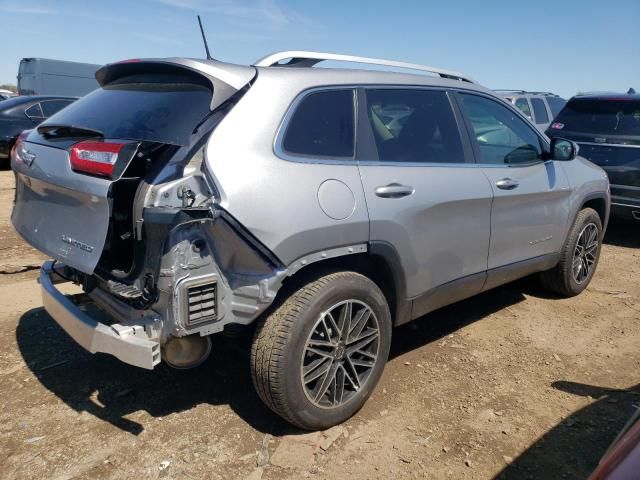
11, 52, 609, 369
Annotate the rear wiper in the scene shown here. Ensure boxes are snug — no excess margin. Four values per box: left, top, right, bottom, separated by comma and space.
38, 124, 104, 139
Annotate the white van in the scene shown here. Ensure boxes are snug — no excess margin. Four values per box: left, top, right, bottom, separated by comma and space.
17, 58, 101, 97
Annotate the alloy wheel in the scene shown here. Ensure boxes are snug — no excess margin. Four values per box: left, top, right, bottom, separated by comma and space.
301, 300, 380, 408
572, 222, 599, 284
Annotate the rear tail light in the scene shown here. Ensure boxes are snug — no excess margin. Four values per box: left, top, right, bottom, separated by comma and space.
70, 141, 127, 178
11, 130, 34, 166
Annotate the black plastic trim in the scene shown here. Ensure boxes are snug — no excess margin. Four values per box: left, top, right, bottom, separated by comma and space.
409, 271, 486, 322
368, 241, 411, 326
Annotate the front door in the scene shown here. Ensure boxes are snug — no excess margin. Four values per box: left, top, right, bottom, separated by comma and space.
356, 88, 493, 313
456, 92, 571, 272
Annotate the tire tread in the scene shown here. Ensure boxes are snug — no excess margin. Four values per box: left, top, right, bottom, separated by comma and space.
250, 272, 368, 428
540, 207, 602, 297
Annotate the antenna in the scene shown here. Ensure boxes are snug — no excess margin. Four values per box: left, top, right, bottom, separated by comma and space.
197, 15, 212, 60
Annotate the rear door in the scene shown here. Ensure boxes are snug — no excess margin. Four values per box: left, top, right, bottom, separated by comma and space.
456, 92, 571, 273
356, 87, 492, 314
11, 61, 254, 274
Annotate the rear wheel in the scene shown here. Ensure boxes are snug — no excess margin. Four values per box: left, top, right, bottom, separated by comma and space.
250, 271, 392, 430
540, 207, 603, 296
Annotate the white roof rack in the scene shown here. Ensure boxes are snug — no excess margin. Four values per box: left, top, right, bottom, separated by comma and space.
254, 50, 476, 84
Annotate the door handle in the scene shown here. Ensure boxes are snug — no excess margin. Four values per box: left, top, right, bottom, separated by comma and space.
374, 183, 415, 198
495, 178, 520, 190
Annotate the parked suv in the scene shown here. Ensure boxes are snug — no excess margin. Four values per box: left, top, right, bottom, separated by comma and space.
546, 92, 640, 222
11, 52, 609, 430
496, 90, 566, 131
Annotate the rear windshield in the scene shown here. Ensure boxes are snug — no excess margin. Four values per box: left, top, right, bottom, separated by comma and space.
40, 74, 212, 145
552, 97, 640, 136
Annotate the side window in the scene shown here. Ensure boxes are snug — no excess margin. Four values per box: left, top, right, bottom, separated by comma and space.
546, 97, 566, 118
41, 100, 73, 118
459, 93, 542, 165
282, 89, 354, 158
24, 103, 44, 120
514, 97, 532, 120
531, 98, 549, 124
364, 89, 465, 163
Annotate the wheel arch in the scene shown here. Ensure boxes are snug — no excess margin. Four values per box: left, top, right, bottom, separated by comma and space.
275, 242, 410, 326
581, 193, 609, 231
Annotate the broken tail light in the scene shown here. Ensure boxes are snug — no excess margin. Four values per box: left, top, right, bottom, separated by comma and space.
69, 141, 127, 178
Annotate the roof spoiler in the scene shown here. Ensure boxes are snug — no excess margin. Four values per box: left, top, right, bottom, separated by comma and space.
95, 58, 256, 110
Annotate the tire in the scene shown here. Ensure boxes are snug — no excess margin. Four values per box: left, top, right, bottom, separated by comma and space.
250, 271, 392, 430
539, 207, 603, 297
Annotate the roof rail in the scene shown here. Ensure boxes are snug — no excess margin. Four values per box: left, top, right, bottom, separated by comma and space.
254, 51, 476, 84
494, 89, 559, 97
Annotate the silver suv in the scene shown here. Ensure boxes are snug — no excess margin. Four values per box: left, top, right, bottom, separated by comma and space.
495, 90, 566, 131
11, 52, 610, 430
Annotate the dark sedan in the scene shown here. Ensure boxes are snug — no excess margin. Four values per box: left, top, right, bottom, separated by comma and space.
0, 95, 76, 164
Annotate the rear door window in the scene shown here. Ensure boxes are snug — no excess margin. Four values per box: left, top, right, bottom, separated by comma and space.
40, 99, 74, 117
282, 89, 355, 158
531, 98, 549, 124
546, 96, 566, 118
39, 74, 213, 146
514, 98, 532, 120
551, 98, 640, 136
24, 103, 44, 121
364, 89, 465, 163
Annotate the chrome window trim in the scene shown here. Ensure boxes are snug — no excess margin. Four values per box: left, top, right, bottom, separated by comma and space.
356, 160, 481, 168
577, 141, 640, 150
611, 201, 640, 208
274, 84, 480, 166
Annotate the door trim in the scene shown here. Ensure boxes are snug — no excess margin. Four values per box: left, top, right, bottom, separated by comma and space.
407, 271, 486, 323
404, 252, 560, 323
482, 252, 560, 292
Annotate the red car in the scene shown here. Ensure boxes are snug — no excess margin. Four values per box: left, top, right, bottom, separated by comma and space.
590, 409, 640, 479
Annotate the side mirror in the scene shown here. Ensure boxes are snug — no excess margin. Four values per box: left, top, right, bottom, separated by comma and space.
551, 138, 578, 161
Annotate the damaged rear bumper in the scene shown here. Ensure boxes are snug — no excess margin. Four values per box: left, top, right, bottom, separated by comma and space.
40, 261, 161, 369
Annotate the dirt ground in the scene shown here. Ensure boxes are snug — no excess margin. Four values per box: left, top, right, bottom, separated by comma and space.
0, 169, 638, 480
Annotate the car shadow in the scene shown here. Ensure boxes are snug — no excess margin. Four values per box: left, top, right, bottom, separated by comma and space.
16, 307, 295, 437
494, 381, 640, 479
604, 219, 640, 248
16, 280, 535, 437
390, 281, 528, 359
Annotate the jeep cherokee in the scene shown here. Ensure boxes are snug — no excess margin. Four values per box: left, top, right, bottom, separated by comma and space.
11, 51, 610, 430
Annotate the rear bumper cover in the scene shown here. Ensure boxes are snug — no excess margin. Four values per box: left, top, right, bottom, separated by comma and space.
40, 261, 161, 369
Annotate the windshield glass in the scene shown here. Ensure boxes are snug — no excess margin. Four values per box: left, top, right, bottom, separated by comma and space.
552, 98, 640, 136
40, 75, 212, 145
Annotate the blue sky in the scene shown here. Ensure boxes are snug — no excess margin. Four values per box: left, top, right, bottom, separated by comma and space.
0, 0, 638, 98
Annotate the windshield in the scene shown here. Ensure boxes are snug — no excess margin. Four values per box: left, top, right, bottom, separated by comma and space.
552, 97, 640, 136
40, 75, 212, 145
